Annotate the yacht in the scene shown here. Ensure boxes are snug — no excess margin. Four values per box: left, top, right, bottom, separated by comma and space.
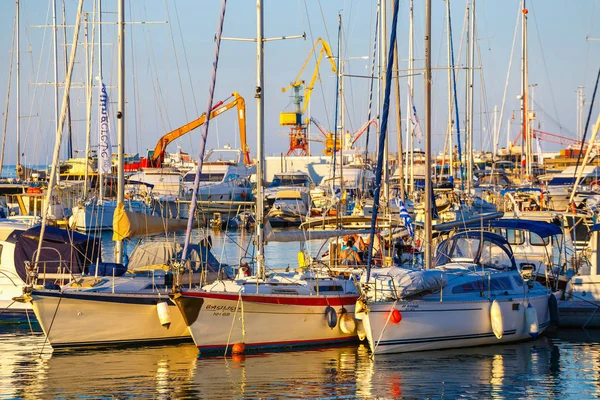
357, 231, 552, 355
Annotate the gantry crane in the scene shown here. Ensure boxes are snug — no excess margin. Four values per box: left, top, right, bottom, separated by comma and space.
140, 92, 249, 168
280, 38, 337, 156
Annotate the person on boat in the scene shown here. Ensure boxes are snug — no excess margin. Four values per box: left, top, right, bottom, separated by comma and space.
340, 236, 362, 264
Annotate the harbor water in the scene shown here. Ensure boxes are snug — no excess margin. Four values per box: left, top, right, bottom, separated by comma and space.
1, 329, 599, 398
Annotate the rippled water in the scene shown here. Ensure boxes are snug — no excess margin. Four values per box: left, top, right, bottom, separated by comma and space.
1, 330, 599, 399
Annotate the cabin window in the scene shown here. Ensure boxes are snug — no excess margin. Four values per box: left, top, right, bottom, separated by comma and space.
513, 275, 524, 287
489, 276, 513, 291
505, 229, 524, 245
530, 233, 549, 246
452, 237, 480, 261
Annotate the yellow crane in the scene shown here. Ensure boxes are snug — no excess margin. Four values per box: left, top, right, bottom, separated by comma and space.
280, 38, 337, 156
142, 92, 249, 167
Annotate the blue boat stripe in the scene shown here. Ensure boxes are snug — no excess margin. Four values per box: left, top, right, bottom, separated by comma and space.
377, 330, 518, 346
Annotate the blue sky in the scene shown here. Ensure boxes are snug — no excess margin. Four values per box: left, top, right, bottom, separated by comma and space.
0, 0, 598, 166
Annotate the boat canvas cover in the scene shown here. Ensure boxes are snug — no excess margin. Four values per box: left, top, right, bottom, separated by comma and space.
127, 241, 181, 270
365, 267, 448, 300
13, 225, 100, 282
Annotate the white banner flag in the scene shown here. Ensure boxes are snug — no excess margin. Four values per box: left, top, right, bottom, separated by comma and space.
536, 136, 544, 166
98, 82, 112, 175
407, 82, 423, 142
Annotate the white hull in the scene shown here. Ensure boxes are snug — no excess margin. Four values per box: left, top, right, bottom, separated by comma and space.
69, 200, 152, 232
31, 291, 190, 348
363, 294, 550, 355
175, 291, 358, 354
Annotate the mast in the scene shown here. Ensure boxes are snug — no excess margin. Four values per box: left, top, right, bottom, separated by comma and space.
380, 0, 388, 204
256, 0, 265, 278
52, 0, 60, 162
445, 0, 454, 178
98, 0, 104, 200
466, 1, 475, 194
392, 0, 404, 201
115, 0, 125, 264
83, 10, 95, 198
62, 0, 73, 159
338, 14, 344, 197
15, 0, 20, 178
520, 0, 529, 179
424, 0, 432, 268
406, 0, 414, 194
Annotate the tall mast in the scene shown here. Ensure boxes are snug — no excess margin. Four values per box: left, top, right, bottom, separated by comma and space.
392, 0, 404, 201
380, 0, 388, 203
115, 0, 125, 264
424, 0, 432, 268
52, 0, 60, 162
520, 0, 529, 179
446, 0, 454, 178
15, 0, 20, 177
406, 0, 414, 193
465, 1, 475, 194
98, 0, 104, 199
256, 0, 265, 278
62, 0, 73, 159
338, 14, 344, 194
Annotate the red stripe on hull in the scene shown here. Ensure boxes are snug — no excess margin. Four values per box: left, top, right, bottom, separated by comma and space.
180, 290, 358, 307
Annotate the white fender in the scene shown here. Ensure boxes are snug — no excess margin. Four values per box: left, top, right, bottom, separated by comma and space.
157, 301, 171, 328
525, 303, 539, 339
490, 300, 503, 339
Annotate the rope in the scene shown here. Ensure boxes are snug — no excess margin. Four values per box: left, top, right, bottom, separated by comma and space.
373, 300, 398, 352
182, 0, 228, 261
574, 66, 600, 176
0, 6, 17, 177
224, 290, 243, 357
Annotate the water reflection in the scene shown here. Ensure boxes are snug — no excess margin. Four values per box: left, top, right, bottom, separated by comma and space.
0, 331, 599, 398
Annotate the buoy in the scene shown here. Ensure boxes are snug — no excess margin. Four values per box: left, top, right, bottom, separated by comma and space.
490, 300, 503, 339
548, 294, 560, 325
156, 301, 171, 328
325, 306, 338, 329
232, 342, 246, 355
339, 313, 356, 334
526, 303, 539, 339
389, 309, 402, 324
356, 320, 367, 341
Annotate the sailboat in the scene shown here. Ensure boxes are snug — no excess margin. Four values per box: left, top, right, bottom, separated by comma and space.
355, 0, 552, 356
171, 2, 360, 355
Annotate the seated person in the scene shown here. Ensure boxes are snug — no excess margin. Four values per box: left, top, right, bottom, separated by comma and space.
340, 236, 362, 264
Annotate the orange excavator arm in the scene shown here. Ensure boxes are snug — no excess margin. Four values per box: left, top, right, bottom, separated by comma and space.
150, 92, 250, 166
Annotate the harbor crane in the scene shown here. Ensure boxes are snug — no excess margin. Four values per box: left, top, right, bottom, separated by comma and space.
139, 92, 249, 168
280, 38, 337, 156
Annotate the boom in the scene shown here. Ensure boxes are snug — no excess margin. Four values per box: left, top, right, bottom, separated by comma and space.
148, 92, 249, 166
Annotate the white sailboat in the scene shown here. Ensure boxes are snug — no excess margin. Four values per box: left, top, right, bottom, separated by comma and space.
356, 0, 551, 356
172, 3, 360, 356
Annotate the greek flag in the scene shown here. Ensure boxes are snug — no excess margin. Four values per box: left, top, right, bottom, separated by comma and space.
407, 82, 423, 142
98, 82, 112, 175
396, 199, 414, 237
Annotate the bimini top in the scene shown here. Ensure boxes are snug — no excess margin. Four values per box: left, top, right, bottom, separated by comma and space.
435, 231, 517, 270
463, 218, 562, 239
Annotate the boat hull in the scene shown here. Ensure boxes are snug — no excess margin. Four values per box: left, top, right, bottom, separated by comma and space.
30, 290, 190, 348
174, 291, 359, 354
363, 294, 550, 355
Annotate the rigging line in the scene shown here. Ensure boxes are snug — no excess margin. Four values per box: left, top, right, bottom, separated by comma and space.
302, 0, 331, 132
23, 2, 53, 166
529, 4, 561, 133
164, 0, 189, 122
496, 2, 521, 156
128, 0, 141, 154
316, 0, 332, 50
475, 22, 493, 152
0, 7, 17, 176
532, 99, 576, 137
364, 4, 379, 161
448, 0, 464, 193
173, 0, 199, 115
181, 0, 228, 261
574, 66, 600, 176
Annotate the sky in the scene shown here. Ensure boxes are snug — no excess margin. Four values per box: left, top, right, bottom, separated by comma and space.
0, 0, 598, 167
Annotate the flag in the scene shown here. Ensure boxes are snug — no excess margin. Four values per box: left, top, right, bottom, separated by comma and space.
430, 185, 440, 220
98, 82, 112, 175
396, 199, 414, 237
407, 82, 423, 142
536, 136, 544, 166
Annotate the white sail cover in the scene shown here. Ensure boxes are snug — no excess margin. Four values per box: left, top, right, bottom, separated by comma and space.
364, 267, 448, 301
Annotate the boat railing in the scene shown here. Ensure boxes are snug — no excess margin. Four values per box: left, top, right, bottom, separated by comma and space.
26, 247, 74, 287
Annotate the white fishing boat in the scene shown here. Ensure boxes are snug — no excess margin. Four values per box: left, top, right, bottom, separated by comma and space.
69, 197, 154, 232
358, 231, 552, 355
265, 190, 311, 227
